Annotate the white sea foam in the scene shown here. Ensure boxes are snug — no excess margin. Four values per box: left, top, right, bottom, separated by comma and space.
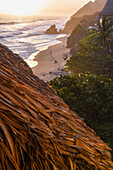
0, 16, 67, 67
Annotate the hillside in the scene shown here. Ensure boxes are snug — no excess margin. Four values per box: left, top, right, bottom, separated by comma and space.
63, 12, 98, 33
71, 0, 107, 19
62, 0, 107, 33
0, 43, 113, 169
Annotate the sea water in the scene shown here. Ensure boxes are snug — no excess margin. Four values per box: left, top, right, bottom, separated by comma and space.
0, 15, 68, 67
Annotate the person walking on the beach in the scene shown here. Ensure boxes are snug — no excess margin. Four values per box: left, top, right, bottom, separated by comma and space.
50, 51, 57, 63
50, 51, 52, 56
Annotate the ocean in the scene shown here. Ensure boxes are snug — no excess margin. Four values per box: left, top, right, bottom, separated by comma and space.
0, 15, 68, 67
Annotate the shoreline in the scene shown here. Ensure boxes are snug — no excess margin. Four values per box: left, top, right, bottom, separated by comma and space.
32, 35, 70, 82
25, 34, 66, 68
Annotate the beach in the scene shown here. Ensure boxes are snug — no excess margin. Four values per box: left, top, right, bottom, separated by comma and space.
0, 16, 68, 67
0, 15, 70, 82
32, 36, 70, 82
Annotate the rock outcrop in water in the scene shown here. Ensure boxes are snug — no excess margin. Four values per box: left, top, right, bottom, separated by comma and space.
0, 43, 113, 169
45, 24, 58, 34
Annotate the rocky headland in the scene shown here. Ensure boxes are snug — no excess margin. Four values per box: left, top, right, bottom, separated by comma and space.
45, 0, 107, 34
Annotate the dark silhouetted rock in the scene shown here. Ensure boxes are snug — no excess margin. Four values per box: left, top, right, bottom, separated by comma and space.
45, 24, 58, 34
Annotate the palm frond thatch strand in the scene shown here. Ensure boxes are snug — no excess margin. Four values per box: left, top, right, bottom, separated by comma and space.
0, 43, 113, 169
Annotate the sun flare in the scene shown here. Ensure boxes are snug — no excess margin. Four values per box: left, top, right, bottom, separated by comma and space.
1, 0, 47, 16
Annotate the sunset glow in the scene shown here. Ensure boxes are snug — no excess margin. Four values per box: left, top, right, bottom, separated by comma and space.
1, 0, 48, 16
0, 0, 93, 16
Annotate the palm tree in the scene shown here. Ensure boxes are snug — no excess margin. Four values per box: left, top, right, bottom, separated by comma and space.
98, 16, 113, 51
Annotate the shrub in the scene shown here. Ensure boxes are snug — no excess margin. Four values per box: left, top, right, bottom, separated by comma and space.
66, 32, 113, 78
50, 74, 113, 124
49, 74, 113, 157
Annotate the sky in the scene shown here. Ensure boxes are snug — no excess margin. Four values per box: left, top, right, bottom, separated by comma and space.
0, 0, 94, 16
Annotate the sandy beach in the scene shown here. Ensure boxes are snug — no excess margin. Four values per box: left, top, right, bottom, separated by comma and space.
32, 36, 70, 82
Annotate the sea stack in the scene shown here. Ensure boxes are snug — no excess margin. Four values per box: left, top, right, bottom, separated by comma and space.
45, 24, 58, 34
0, 43, 113, 169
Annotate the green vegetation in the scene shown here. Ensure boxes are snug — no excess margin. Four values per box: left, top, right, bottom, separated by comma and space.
66, 32, 113, 78
49, 74, 113, 158
50, 18, 113, 158
50, 74, 113, 124
98, 16, 113, 50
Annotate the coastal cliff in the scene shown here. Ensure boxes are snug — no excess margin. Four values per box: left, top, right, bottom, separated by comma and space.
45, 0, 107, 34
71, 0, 107, 19
0, 43, 113, 169
63, 0, 107, 33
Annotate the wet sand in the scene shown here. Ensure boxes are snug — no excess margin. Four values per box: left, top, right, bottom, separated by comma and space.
32, 36, 70, 82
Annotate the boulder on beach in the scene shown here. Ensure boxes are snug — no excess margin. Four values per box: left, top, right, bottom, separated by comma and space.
0, 43, 113, 169
45, 24, 58, 34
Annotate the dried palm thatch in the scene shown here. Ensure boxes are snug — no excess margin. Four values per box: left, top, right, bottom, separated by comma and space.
0, 43, 113, 170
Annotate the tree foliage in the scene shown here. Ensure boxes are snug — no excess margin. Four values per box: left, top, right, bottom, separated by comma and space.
98, 16, 113, 50
49, 74, 113, 156
50, 74, 113, 124
66, 32, 113, 78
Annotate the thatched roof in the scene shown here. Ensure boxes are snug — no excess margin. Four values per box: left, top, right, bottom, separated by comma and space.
100, 0, 113, 16
95, 15, 102, 22
0, 43, 113, 169
80, 19, 88, 23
